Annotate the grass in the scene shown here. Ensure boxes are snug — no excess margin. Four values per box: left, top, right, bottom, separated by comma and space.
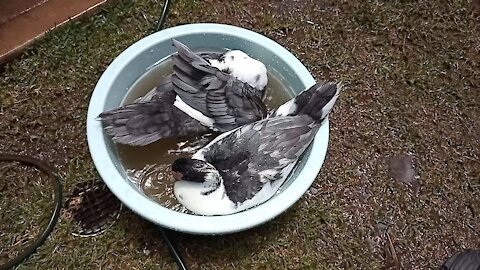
1, 0, 479, 269
0, 163, 52, 264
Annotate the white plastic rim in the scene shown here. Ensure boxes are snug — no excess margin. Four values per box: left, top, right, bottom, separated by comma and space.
86, 23, 329, 235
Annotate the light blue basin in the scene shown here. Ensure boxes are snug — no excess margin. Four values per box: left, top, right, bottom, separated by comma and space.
86, 23, 328, 235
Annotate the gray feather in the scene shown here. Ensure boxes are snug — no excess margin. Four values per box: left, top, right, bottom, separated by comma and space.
203, 114, 318, 203
171, 38, 267, 132
99, 101, 209, 146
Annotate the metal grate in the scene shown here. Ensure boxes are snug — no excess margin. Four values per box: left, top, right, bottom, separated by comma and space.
65, 179, 122, 237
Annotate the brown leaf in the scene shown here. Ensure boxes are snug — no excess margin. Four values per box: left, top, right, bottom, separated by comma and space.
364, 237, 378, 251
388, 155, 420, 194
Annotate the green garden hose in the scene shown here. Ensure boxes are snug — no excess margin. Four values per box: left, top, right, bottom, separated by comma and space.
2, 1, 183, 269
155, 0, 171, 33
0, 154, 62, 270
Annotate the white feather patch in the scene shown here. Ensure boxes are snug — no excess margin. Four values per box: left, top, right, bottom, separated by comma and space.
273, 99, 297, 117
173, 96, 214, 127
174, 181, 236, 215
209, 51, 268, 91
259, 169, 278, 183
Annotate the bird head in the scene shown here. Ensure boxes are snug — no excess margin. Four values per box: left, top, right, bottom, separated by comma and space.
172, 158, 223, 209
220, 50, 268, 92
171, 158, 221, 186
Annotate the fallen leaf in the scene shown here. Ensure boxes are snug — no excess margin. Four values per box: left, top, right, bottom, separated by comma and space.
308, 187, 319, 195
376, 222, 388, 236
365, 237, 377, 250
388, 155, 420, 194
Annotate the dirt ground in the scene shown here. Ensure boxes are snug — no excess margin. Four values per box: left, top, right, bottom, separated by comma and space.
1, 0, 479, 269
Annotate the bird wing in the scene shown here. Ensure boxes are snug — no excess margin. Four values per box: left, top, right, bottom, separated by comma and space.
171, 39, 267, 132
203, 115, 318, 203
206, 78, 267, 131
99, 101, 209, 146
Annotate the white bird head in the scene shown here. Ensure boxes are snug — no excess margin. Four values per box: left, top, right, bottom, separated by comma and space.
211, 50, 268, 91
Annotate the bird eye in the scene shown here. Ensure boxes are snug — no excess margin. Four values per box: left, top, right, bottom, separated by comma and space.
230, 55, 234, 60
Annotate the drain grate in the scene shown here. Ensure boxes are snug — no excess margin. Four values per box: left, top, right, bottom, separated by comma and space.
65, 179, 122, 237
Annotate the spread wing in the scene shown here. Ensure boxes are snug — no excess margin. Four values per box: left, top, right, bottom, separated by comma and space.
98, 75, 209, 146
99, 101, 209, 146
203, 115, 318, 203
171, 39, 267, 132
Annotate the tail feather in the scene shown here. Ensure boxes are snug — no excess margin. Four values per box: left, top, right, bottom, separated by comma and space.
273, 81, 340, 122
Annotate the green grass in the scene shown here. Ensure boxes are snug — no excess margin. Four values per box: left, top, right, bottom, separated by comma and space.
1, 0, 479, 269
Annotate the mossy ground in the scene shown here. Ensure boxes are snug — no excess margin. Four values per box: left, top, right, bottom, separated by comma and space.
1, 0, 479, 269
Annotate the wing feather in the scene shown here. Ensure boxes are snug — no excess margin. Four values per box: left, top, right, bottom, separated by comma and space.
203, 115, 318, 203
99, 101, 209, 146
171, 39, 267, 131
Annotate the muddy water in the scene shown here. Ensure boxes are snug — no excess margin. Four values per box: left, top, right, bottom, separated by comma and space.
116, 54, 293, 213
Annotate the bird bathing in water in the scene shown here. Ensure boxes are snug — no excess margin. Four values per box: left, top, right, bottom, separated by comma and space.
98, 39, 268, 146
171, 81, 341, 216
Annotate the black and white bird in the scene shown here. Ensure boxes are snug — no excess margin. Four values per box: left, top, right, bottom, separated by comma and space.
171, 81, 341, 215
440, 250, 480, 270
98, 39, 268, 146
